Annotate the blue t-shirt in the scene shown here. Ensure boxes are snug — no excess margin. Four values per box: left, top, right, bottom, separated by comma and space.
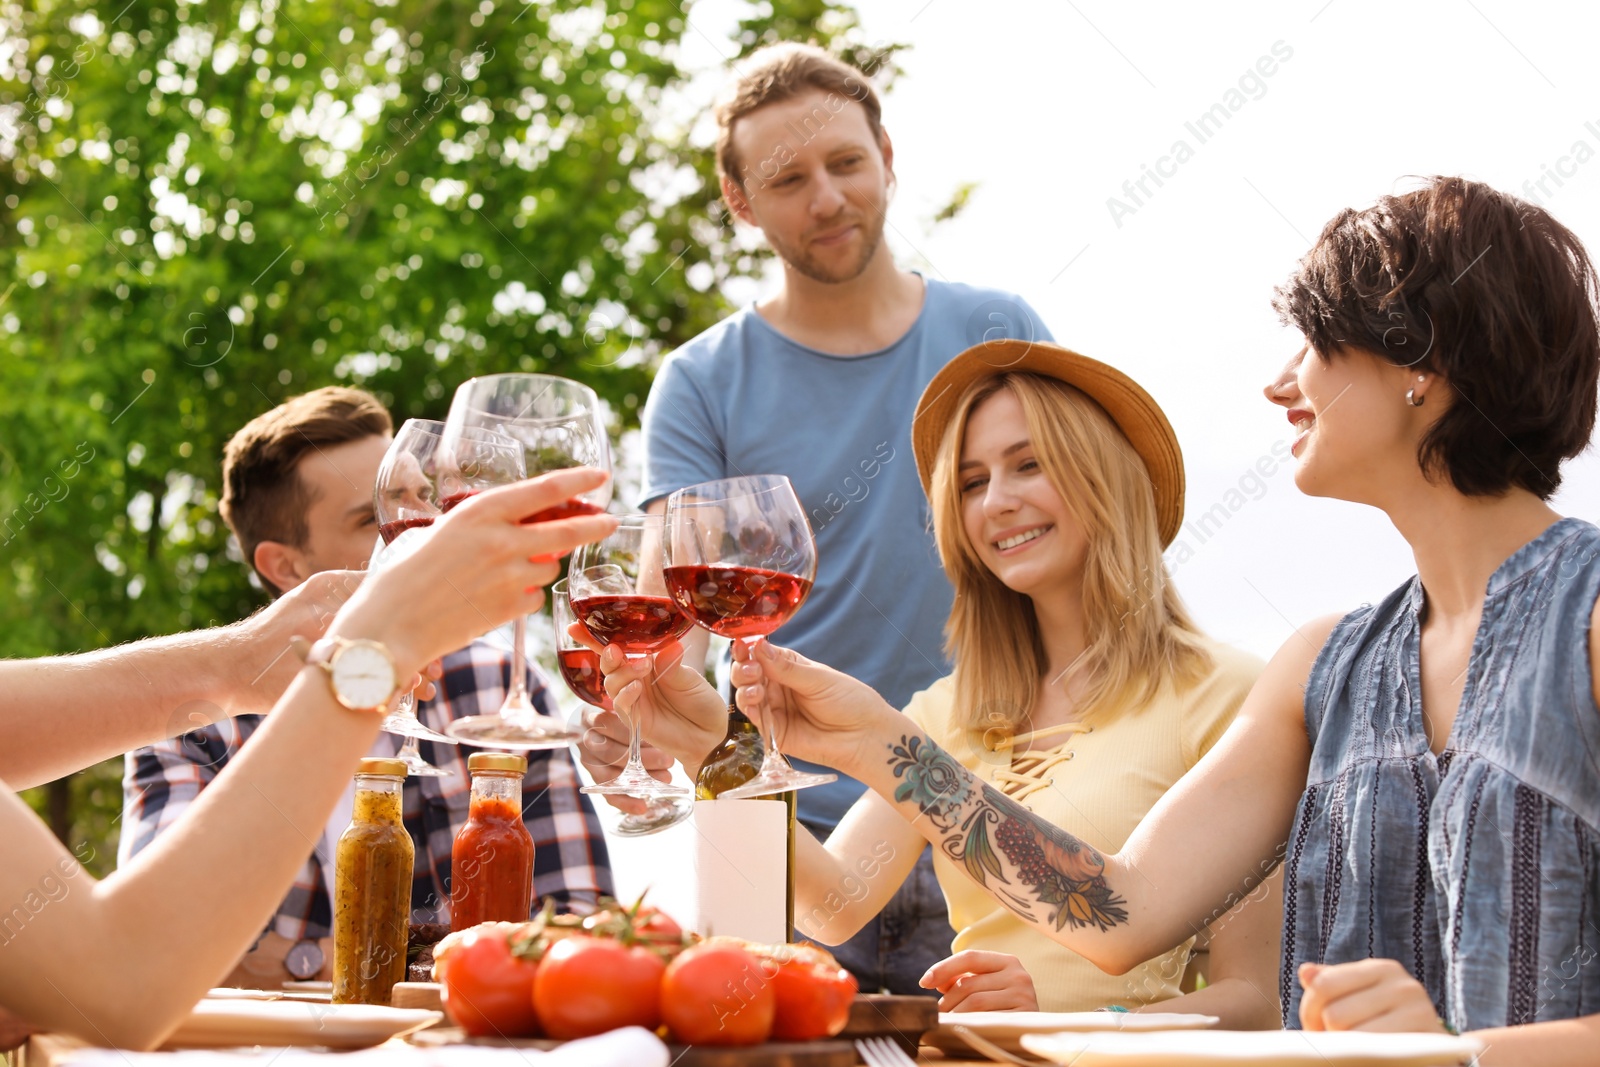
639, 276, 1054, 830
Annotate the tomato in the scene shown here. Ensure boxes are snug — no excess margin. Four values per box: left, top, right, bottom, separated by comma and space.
634, 905, 683, 940
771, 956, 857, 1040
439, 927, 542, 1038
533, 934, 665, 1039
661, 943, 775, 1046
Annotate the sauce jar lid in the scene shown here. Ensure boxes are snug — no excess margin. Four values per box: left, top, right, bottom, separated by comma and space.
357, 757, 408, 777
468, 753, 528, 774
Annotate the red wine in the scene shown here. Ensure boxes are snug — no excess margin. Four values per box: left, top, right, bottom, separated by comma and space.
557, 648, 610, 710
378, 516, 434, 544
521, 498, 605, 524
662, 565, 812, 639
570, 594, 692, 654
437, 492, 601, 523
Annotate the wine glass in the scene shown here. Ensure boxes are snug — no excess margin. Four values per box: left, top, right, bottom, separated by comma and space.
371, 419, 526, 770
553, 579, 693, 835
569, 516, 694, 800
663, 475, 837, 799
441, 374, 612, 749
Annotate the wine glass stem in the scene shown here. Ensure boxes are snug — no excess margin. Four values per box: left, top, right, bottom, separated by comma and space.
399, 733, 421, 760
745, 637, 788, 771
505, 615, 531, 711
623, 655, 647, 775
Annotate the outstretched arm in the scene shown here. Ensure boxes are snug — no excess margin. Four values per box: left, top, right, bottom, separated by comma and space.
0, 472, 615, 1050
731, 622, 1331, 974
0, 570, 362, 789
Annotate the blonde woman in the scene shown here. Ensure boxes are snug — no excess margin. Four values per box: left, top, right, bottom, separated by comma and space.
590, 345, 1282, 1024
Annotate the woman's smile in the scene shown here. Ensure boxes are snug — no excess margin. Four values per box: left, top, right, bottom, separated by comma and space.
993, 523, 1055, 555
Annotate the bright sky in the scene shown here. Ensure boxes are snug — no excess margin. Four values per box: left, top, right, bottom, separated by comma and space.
606, 0, 1600, 897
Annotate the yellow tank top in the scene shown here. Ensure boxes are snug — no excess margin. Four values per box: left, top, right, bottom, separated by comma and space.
903, 637, 1262, 1011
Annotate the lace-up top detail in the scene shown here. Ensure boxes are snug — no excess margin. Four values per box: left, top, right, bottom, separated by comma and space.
989, 722, 1093, 803
901, 637, 1263, 1012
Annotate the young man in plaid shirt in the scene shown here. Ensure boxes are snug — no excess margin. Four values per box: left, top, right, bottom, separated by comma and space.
118, 387, 613, 988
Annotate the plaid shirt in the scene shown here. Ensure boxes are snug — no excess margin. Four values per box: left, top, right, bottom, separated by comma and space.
118, 640, 614, 940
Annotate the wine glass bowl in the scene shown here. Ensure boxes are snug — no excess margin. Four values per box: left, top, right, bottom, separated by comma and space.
445, 373, 612, 522
663, 475, 836, 800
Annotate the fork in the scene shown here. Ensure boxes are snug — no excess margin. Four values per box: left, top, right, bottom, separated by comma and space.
855, 1035, 919, 1067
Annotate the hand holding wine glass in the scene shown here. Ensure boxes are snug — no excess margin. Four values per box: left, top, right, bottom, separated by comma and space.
662, 474, 836, 799
442, 373, 614, 749
569, 515, 694, 799
555, 580, 692, 835
727, 640, 902, 776
372, 419, 527, 767
332, 469, 616, 682
584, 640, 730, 784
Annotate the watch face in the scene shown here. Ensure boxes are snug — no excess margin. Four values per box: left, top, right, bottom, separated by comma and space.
331, 644, 397, 709
285, 939, 325, 980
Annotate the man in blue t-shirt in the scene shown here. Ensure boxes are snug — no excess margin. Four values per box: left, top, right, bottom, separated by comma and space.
581, 43, 1052, 994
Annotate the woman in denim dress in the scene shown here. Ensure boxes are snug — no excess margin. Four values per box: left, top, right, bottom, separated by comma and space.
692, 175, 1599, 1065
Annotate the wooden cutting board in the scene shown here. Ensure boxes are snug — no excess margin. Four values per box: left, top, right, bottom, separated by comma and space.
842, 993, 938, 1056
411, 1026, 857, 1066
396, 985, 934, 1063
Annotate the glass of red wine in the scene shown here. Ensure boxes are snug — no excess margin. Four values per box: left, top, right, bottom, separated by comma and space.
554, 578, 693, 835
371, 419, 525, 770
663, 475, 836, 799
441, 373, 612, 749
568, 515, 694, 799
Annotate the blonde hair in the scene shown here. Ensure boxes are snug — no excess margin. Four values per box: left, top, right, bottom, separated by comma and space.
929, 373, 1211, 739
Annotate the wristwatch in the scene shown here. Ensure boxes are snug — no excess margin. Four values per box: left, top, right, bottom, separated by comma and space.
302, 637, 401, 712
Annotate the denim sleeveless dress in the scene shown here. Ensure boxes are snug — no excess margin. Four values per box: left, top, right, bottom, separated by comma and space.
1282, 517, 1600, 1031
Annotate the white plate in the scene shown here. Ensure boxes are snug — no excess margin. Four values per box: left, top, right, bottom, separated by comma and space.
1021, 1029, 1484, 1066
927, 1011, 1218, 1053
205, 987, 333, 1004
162, 999, 441, 1049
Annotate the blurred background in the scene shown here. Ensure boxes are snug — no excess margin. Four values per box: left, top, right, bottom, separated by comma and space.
4, 0, 1598, 902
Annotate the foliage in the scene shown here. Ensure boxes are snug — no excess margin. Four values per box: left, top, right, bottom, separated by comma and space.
0, 0, 900, 875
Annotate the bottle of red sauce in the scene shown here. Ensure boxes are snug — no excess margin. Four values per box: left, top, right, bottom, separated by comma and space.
450, 752, 535, 930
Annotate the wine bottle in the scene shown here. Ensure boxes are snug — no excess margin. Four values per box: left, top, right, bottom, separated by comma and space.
696, 703, 797, 939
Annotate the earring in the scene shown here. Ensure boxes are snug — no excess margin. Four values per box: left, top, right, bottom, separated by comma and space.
1407, 375, 1425, 407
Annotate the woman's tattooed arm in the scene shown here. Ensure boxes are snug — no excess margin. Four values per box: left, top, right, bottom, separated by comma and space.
888, 733, 1128, 932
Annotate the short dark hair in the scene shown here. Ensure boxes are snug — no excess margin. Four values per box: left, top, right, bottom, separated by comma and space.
713, 43, 883, 187
220, 386, 392, 592
1273, 176, 1600, 499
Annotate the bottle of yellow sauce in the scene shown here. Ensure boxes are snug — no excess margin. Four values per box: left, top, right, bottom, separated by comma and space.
332, 757, 412, 1005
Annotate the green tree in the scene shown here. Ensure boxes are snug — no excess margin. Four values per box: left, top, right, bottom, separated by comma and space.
0, 0, 900, 873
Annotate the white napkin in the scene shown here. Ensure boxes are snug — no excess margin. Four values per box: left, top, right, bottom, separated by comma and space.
689, 798, 789, 944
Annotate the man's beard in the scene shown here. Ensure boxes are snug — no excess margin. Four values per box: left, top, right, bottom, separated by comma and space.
767, 210, 888, 285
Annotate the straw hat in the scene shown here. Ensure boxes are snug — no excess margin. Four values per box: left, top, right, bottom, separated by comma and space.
911, 339, 1186, 547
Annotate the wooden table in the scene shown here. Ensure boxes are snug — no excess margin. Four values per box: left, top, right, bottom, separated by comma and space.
20, 1032, 994, 1066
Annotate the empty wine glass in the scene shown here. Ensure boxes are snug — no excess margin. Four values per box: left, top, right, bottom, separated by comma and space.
441, 374, 612, 749
371, 419, 525, 763
569, 516, 693, 800
553, 579, 692, 835
663, 475, 836, 799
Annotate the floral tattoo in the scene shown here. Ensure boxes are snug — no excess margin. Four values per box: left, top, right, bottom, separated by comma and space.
890, 733, 1129, 932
